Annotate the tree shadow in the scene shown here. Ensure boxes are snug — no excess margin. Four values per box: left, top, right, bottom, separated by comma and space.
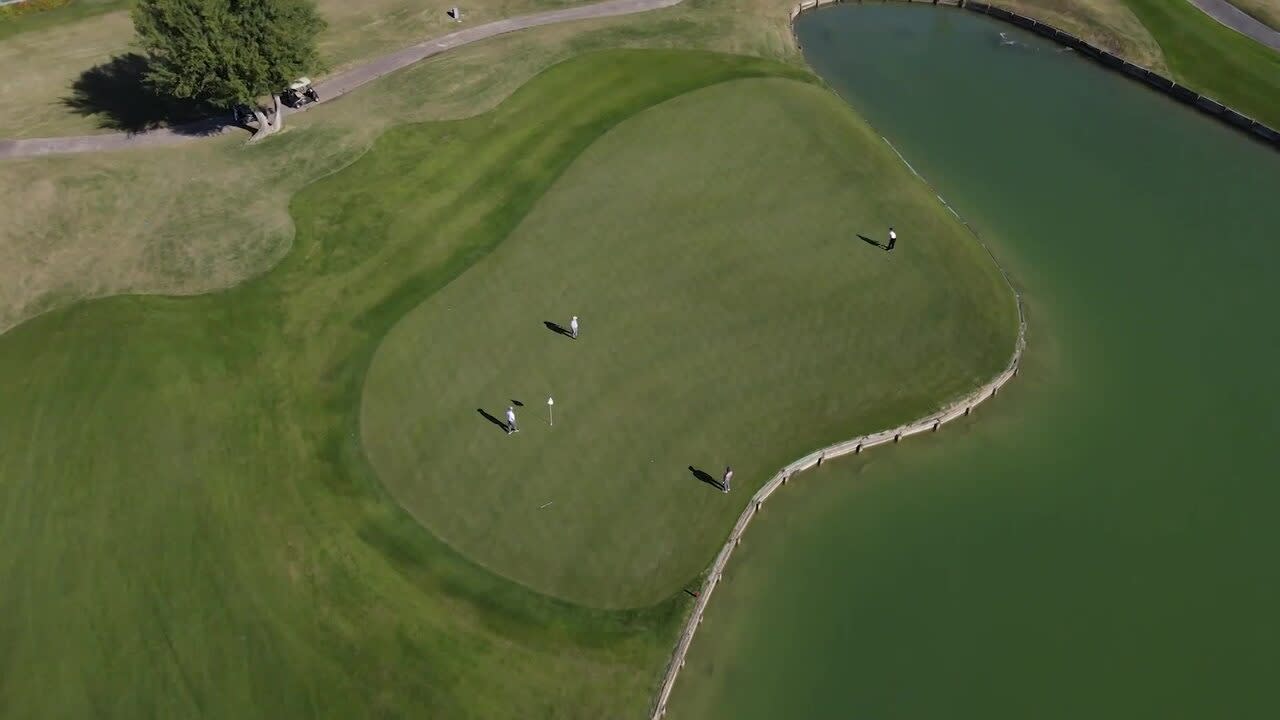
62, 53, 230, 135
688, 466, 724, 491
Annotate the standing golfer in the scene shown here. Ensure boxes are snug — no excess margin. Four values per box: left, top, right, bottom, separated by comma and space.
722, 466, 733, 494
570, 315, 579, 339
887, 226, 897, 252
506, 406, 518, 434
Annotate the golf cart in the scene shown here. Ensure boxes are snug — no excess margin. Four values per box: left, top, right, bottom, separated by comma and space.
282, 77, 320, 108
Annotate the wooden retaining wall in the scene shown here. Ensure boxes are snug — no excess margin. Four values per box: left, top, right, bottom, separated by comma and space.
790, 0, 1280, 150
648, 7, 1031, 716
649, 313, 1024, 718
652, 0, 1280, 711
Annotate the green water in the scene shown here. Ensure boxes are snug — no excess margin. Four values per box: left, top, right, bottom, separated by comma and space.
671, 5, 1280, 718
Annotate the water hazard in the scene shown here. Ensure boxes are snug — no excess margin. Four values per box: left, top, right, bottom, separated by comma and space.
670, 4, 1280, 717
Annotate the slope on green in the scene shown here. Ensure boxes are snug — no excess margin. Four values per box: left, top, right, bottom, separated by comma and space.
0, 48, 1015, 717
361, 77, 1019, 609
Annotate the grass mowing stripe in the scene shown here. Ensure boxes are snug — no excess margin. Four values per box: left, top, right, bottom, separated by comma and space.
0, 50, 849, 718
360, 76, 1019, 608
1123, 0, 1280, 129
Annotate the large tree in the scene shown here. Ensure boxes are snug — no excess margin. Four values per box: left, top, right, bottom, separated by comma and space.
133, 0, 325, 138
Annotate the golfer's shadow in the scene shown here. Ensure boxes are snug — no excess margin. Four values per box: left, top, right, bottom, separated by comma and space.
857, 234, 887, 250
689, 466, 724, 491
543, 321, 574, 339
477, 408, 509, 433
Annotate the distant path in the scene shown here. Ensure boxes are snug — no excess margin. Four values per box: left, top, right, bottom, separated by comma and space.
0, 0, 681, 160
1187, 0, 1280, 50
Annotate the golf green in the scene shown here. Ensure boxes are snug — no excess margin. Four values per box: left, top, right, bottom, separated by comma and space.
0, 48, 1015, 716
361, 77, 1018, 608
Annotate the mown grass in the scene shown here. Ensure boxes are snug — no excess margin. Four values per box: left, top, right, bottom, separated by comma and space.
0, 0, 595, 138
3, 0, 1278, 139
361, 76, 1017, 609
0, 0, 800, 334
991, 0, 1167, 71
954, 1, 1280, 130
0, 0, 1266, 715
1120, 0, 1280, 130
2, 48, 1005, 719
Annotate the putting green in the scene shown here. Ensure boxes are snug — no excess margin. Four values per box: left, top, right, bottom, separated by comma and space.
0, 49, 1015, 716
361, 77, 1018, 609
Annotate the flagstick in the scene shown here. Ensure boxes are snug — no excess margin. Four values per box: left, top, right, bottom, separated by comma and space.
547, 396, 555, 427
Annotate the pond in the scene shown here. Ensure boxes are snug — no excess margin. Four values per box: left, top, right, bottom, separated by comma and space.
670, 4, 1280, 717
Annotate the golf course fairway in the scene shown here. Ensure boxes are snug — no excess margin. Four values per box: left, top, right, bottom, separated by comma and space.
0, 49, 1017, 716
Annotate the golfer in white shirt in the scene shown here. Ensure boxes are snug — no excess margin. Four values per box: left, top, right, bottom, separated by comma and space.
570, 315, 579, 339
506, 406, 518, 434
887, 227, 897, 252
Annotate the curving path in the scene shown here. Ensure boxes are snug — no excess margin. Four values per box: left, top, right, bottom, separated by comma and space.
0, 0, 682, 160
1188, 0, 1280, 50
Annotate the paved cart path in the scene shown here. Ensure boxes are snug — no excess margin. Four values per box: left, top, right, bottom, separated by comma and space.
0, 0, 682, 160
1188, 0, 1280, 51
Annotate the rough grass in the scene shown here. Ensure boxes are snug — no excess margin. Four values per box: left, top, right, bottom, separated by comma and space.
0, 0, 594, 138
0, 0, 127, 41
1230, 0, 1280, 32
994, 0, 1280, 128
0, 49, 865, 719
0, 45, 1020, 718
2, 0, 1277, 139
960, 1, 1280, 126
0, 0, 1268, 711
991, 0, 1168, 71
0, 0, 800, 335
361, 76, 1017, 609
